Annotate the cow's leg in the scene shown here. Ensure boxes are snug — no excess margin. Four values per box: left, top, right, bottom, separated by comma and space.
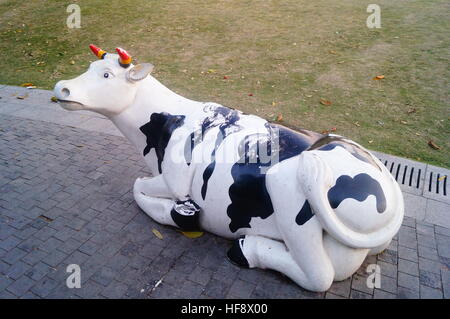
228, 225, 334, 292
134, 192, 177, 227
133, 175, 201, 231
133, 175, 173, 199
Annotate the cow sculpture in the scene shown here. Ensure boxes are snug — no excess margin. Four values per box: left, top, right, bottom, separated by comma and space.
53, 45, 404, 292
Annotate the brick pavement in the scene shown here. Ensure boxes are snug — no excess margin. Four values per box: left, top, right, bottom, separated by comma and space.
0, 112, 449, 299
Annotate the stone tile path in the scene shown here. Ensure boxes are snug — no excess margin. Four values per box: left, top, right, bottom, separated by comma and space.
0, 85, 448, 298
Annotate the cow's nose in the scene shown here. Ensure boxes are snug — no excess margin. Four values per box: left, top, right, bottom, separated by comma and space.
61, 88, 70, 99
54, 81, 71, 100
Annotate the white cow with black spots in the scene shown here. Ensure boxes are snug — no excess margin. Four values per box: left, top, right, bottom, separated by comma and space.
53, 45, 404, 292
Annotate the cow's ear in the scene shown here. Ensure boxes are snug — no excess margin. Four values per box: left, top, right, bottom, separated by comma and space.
126, 63, 154, 82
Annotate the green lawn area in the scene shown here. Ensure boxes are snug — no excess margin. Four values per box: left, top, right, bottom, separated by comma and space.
0, 0, 448, 168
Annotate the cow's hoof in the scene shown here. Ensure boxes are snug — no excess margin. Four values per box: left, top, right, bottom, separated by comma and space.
170, 199, 201, 231
227, 236, 249, 268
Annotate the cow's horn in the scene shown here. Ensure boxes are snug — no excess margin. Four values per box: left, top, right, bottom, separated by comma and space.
116, 47, 132, 68
89, 44, 107, 59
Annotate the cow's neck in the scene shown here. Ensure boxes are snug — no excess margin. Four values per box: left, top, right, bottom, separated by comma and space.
110, 75, 201, 155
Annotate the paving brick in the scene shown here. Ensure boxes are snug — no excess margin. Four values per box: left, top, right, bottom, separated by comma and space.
373, 289, 396, 299
378, 261, 397, 279
419, 270, 442, 289
397, 287, 420, 299
398, 246, 418, 263
43, 250, 67, 268
100, 280, 128, 299
420, 285, 443, 299
398, 272, 419, 291
227, 278, 256, 299
2, 247, 27, 264
5, 261, 31, 280
26, 262, 52, 281
6, 275, 35, 297
418, 257, 444, 274
328, 278, 352, 298
441, 269, 450, 299
0, 275, 13, 290
177, 280, 205, 299
203, 278, 230, 298
398, 258, 419, 277
74, 280, 103, 298
30, 276, 58, 297
40, 237, 64, 253
378, 249, 398, 265
351, 274, 373, 295
91, 267, 118, 287
418, 245, 439, 261
0, 236, 21, 251
188, 266, 213, 286
379, 275, 397, 294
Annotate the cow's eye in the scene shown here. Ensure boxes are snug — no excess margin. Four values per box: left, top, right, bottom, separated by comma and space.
103, 72, 110, 78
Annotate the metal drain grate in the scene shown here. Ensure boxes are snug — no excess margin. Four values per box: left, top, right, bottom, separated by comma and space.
423, 164, 450, 204
372, 151, 427, 196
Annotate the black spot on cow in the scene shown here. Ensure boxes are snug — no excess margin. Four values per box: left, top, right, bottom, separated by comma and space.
227, 124, 321, 233
295, 200, 314, 226
182, 105, 241, 200
139, 112, 185, 174
327, 173, 387, 213
185, 104, 241, 167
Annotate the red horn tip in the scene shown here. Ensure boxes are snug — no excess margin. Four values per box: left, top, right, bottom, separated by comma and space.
116, 47, 132, 66
89, 44, 100, 55
89, 44, 106, 59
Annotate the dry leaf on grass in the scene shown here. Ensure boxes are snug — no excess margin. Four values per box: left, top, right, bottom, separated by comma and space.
320, 99, 332, 106
407, 108, 416, 114
20, 82, 33, 87
373, 75, 385, 80
275, 114, 283, 122
152, 228, 163, 240
428, 140, 441, 150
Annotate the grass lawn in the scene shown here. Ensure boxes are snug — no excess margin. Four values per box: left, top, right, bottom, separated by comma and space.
0, 0, 448, 168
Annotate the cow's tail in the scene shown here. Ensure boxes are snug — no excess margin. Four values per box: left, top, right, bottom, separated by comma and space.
297, 150, 404, 249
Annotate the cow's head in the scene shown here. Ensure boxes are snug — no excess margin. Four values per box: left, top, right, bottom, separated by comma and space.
54, 45, 154, 117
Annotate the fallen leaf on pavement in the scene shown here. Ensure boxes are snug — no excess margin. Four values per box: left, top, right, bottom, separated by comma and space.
428, 140, 441, 150
438, 175, 447, 181
51, 96, 58, 102
181, 231, 204, 239
152, 228, 163, 240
